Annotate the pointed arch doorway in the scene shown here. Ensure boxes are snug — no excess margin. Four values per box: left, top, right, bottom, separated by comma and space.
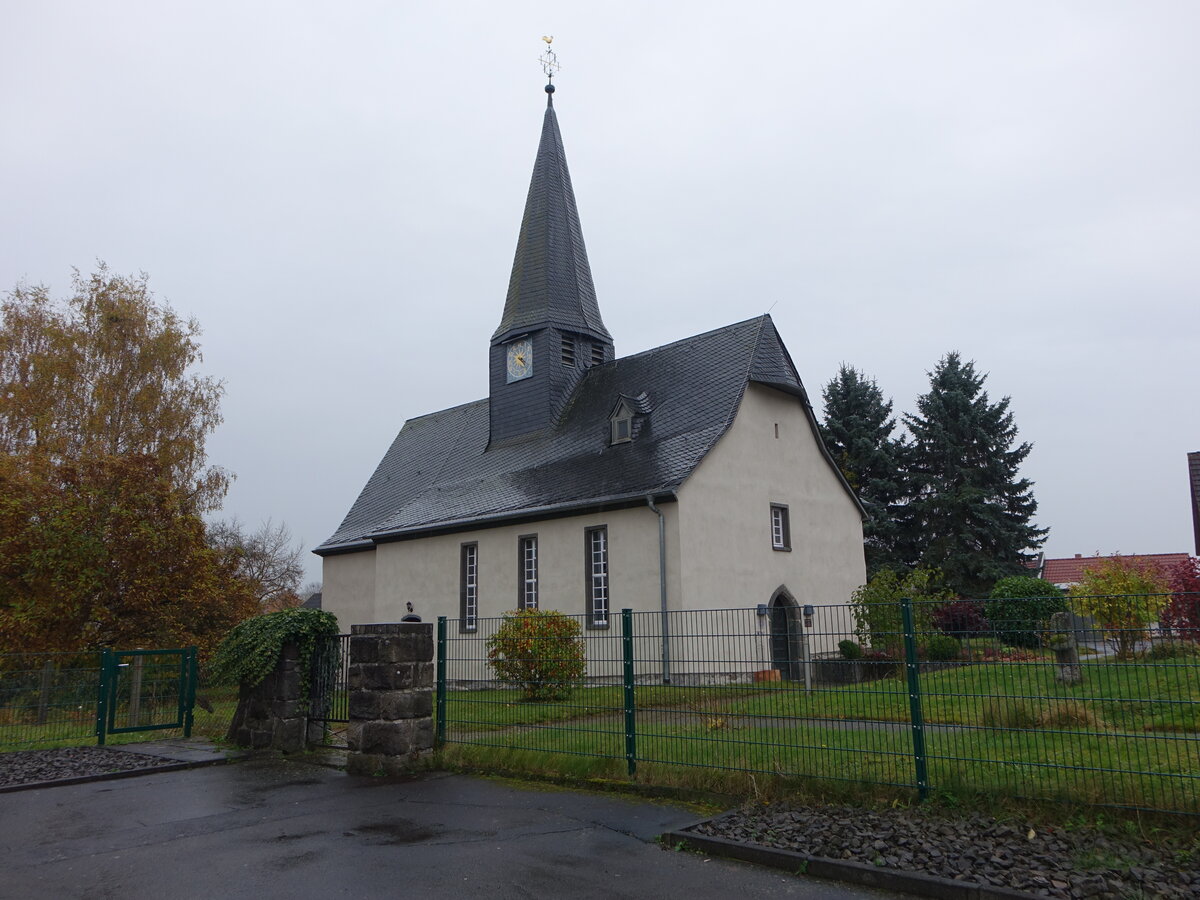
768, 587, 802, 681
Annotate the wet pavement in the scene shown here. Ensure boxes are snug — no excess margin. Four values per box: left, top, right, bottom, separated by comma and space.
0, 753, 912, 899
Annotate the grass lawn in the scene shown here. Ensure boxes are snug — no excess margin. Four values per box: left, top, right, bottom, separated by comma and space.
440, 657, 1200, 813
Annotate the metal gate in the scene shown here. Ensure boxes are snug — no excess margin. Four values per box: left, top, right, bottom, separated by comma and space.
309, 634, 351, 729
96, 647, 198, 745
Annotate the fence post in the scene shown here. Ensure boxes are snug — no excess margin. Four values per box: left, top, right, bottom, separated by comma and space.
128, 653, 144, 728
95, 649, 112, 746
435, 616, 447, 748
901, 597, 929, 801
621, 608, 637, 776
37, 659, 54, 725
183, 647, 198, 738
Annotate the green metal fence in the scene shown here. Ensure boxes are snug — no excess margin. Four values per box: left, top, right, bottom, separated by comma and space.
1, 647, 198, 749
436, 595, 1200, 815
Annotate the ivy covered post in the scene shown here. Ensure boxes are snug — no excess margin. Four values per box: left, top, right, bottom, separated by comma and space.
211, 608, 340, 752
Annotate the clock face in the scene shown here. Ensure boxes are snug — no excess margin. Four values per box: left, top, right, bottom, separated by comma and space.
506, 338, 533, 383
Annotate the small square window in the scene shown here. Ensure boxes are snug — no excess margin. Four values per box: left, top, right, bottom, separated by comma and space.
770, 504, 791, 551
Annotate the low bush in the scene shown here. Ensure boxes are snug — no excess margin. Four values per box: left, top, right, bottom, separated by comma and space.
1069, 558, 1170, 660
923, 634, 961, 662
838, 639, 863, 660
486, 609, 586, 701
982, 698, 1039, 729
986, 576, 1067, 648
1039, 700, 1106, 730
1160, 556, 1200, 640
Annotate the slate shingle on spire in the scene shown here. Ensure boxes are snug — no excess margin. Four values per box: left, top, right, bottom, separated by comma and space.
492, 90, 611, 344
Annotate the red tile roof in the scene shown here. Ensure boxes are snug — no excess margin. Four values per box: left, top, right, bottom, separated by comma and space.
1041, 553, 1190, 586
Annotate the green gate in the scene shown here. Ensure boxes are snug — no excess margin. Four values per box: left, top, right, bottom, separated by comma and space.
95, 647, 198, 745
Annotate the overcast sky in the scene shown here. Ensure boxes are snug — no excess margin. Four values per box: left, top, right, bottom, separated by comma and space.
3, 2, 1198, 588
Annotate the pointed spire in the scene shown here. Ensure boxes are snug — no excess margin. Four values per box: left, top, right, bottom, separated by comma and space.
492, 80, 611, 343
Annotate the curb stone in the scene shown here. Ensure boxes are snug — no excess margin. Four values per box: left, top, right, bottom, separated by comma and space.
0, 753, 238, 795
661, 827, 1037, 900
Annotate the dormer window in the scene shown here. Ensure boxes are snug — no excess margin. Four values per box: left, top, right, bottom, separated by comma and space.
612, 414, 632, 444
609, 394, 650, 445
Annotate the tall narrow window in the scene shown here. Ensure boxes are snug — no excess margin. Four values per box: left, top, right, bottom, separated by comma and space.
519, 535, 538, 609
770, 504, 791, 551
586, 526, 609, 628
591, 344, 605, 367
561, 335, 576, 367
460, 543, 478, 631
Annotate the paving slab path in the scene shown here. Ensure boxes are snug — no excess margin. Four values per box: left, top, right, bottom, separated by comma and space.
0, 755, 907, 900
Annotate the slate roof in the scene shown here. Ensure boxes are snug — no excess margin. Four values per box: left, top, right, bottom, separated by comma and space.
493, 91, 611, 345
1040, 553, 1190, 586
316, 315, 861, 555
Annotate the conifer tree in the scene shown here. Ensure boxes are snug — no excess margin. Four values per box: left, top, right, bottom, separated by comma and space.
819, 364, 907, 575
902, 353, 1046, 596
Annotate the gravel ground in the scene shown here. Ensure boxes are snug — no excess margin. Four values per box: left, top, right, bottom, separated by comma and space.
0, 746, 171, 787
694, 803, 1200, 899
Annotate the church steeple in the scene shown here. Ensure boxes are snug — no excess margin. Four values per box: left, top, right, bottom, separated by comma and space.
492, 84, 611, 345
489, 47, 614, 446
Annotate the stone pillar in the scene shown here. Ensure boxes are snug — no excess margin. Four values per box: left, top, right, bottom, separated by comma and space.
226, 642, 307, 752
1049, 611, 1083, 685
346, 623, 434, 776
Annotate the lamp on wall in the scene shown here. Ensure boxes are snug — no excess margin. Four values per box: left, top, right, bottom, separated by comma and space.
756, 604, 768, 617
803, 605, 814, 628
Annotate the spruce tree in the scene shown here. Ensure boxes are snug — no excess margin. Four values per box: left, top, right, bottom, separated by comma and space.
819, 364, 906, 576
903, 352, 1047, 596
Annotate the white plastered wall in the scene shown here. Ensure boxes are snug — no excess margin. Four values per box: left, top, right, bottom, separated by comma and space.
321, 549, 377, 633
674, 382, 866, 662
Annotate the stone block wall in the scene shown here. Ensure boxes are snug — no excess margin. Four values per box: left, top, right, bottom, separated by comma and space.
226, 641, 307, 752
346, 623, 434, 776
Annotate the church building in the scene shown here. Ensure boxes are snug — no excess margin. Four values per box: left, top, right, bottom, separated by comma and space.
315, 75, 866, 668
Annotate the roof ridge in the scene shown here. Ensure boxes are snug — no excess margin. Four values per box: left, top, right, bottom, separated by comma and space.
609, 314, 769, 365
402, 397, 487, 424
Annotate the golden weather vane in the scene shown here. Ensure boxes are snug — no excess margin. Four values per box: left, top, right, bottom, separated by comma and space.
539, 35, 560, 83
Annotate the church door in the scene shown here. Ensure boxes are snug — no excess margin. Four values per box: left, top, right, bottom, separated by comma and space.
769, 590, 800, 680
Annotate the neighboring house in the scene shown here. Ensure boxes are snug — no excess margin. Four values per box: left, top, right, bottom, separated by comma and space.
1189, 451, 1200, 556
314, 82, 866, 678
1038, 553, 1189, 589
301, 591, 322, 610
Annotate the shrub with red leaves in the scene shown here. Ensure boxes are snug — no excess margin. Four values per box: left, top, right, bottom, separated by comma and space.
1160, 557, 1200, 640
931, 600, 989, 638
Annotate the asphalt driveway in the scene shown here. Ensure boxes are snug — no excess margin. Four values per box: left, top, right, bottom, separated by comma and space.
0, 755, 908, 899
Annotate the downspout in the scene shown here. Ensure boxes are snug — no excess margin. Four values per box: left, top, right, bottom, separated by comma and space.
646, 496, 671, 684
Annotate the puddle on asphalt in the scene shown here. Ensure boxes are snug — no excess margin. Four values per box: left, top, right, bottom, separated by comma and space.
346, 820, 440, 844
